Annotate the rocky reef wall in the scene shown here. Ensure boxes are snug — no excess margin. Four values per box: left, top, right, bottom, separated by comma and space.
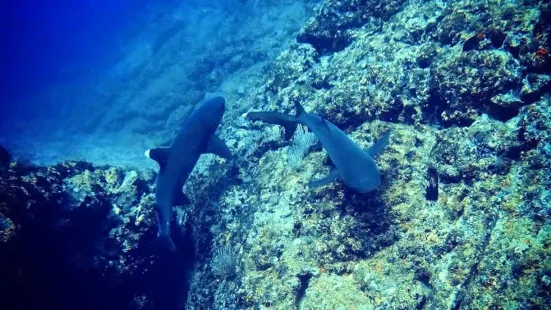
0, 161, 194, 309
187, 0, 551, 308
1, 0, 550, 309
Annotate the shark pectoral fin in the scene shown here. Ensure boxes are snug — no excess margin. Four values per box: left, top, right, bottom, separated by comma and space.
324, 155, 335, 167
308, 169, 340, 188
205, 135, 232, 159
174, 191, 191, 206
366, 130, 391, 158
283, 122, 298, 141
145, 147, 170, 169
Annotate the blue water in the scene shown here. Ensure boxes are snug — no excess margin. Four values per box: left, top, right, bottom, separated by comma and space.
1, 0, 152, 114
1, 0, 158, 166
1, 0, 311, 167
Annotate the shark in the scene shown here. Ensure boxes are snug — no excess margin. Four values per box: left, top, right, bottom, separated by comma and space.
146, 96, 231, 251
245, 102, 390, 193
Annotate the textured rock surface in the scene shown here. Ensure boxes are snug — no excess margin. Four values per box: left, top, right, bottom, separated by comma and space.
184, 0, 551, 309
0, 161, 193, 310
1, 0, 550, 309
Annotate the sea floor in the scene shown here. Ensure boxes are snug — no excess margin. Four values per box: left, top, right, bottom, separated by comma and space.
1, 129, 155, 169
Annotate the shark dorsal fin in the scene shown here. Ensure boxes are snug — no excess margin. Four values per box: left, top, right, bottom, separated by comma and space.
366, 131, 391, 158
145, 147, 170, 169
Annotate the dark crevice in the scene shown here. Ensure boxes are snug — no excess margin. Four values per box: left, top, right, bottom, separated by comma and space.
449, 214, 499, 310
297, 34, 352, 55
379, 98, 405, 123
414, 268, 432, 289
521, 75, 551, 103
311, 79, 333, 90
416, 295, 428, 309
485, 103, 520, 122
489, 28, 507, 48
421, 93, 447, 127
295, 272, 313, 307
462, 33, 484, 52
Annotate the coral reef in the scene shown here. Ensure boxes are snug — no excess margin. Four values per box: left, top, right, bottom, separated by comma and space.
0, 160, 193, 310
2, 0, 550, 309
183, 0, 551, 309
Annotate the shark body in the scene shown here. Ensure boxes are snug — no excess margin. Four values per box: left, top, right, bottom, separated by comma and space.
246, 103, 390, 193
146, 96, 231, 251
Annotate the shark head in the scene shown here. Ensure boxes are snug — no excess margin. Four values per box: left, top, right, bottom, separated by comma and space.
192, 96, 226, 130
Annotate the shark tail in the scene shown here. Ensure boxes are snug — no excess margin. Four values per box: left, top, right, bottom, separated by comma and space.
245, 111, 298, 140
156, 234, 176, 252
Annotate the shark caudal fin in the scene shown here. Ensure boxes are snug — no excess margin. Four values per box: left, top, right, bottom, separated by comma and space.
244, 111, 298, 140
156, 234, 176, 252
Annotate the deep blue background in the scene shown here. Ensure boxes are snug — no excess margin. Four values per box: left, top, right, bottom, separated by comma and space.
0, 0, 157, 120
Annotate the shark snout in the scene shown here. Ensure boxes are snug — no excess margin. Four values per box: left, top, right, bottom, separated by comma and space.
206, 96, 225, 112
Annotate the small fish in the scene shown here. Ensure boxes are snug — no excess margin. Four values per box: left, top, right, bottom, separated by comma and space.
425, 167, 439, 201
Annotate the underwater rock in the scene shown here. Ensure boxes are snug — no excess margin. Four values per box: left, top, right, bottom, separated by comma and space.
416, 44, 439, 69
183, 1, 551, 308
0, 161, 191, 310
0, 144, 11, 168
297, 0, 407, 54
431, 115, 522, 182
523, 2, 551, 74
430, 50, 522, 126
266, 43, 318, 92
0, 213, 15, 243
241, 0, 549, 132
520, 73, 551, 103
518, 98, 551, 169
